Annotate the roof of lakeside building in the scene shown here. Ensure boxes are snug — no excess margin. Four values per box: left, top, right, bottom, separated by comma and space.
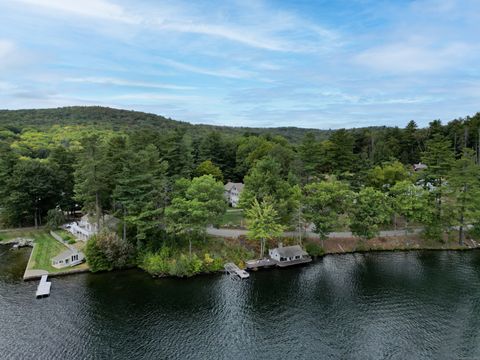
272, 245, 308, 257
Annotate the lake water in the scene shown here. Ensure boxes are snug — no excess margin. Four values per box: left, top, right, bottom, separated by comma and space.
1, 245, 480, 359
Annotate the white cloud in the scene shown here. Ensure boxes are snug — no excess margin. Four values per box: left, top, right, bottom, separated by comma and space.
14, 0, 140, 24
0, 39, 15, 58
0, 39, 18, 67
159, 58, 254, 79
354, 42, 471, 73
65, 77, 195, 90
13, 0, 339, 53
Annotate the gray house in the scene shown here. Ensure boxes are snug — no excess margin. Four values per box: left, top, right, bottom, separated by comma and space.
269, 245, 311, 267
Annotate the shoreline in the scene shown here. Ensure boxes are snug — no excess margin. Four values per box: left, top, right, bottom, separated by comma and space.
3, 230, 479, 280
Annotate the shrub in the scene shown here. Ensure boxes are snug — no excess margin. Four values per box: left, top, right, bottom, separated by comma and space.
305, 242, 324, 256
85, 232, 136, 272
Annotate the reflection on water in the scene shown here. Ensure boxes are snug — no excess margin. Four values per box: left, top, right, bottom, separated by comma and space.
1, 245, 480, 359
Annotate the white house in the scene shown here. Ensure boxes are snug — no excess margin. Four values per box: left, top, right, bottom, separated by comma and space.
269, 245, 311, 267
51, 248, 85, 269
65, 214, 119, 241
224, 182, 244, 207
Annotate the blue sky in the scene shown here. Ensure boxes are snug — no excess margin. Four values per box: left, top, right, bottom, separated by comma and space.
0, 0, 479, 129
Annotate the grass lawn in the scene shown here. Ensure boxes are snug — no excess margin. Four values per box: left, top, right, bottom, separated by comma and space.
219, 209, 245, 228
1, 228, 87, 273
27, 232, 70, 273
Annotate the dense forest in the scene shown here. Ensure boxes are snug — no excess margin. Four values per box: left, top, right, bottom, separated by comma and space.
1, 106, 480, 276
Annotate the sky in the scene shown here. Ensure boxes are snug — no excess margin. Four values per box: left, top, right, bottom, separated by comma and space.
0, 0, 479, 129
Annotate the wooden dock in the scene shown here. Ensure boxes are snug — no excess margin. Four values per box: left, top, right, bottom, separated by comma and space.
245, 258, 276, 270
36, 275, 51, 298
224, 263, 249, 279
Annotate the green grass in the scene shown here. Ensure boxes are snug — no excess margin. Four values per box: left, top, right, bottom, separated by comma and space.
219, 209, 245, 227
0, 229, 74, 273
27, 232, 70, 273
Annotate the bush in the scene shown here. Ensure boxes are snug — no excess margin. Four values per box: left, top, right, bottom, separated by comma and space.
85, 232, 136, 272
305, 242, 324, 257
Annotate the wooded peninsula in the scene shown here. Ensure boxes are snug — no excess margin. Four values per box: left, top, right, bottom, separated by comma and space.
1, 106, 480, 278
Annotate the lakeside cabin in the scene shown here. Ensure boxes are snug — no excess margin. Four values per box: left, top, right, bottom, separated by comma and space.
269, 245, 312, 267
51, 248, 85, 269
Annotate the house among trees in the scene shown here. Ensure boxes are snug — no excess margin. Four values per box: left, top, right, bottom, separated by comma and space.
65, 214, 119, 241
413, 162, 428, 171
51, 248, 85, 269
224, 182, 244, 207
269, 244, 312, 267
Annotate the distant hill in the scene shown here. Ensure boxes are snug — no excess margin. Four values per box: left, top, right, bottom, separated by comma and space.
0, 106, 380, 142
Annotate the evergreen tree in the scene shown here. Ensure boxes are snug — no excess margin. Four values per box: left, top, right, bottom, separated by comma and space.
240, 157, 299, 224
298, 132, 323, 183
448, 149, 480, 245
74, 135, 110, 228
421, 134, 455, 239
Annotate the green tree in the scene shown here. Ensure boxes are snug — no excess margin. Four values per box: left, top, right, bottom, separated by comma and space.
389, 181, 429, 235
421, 134, 455, 238
349, 187, 391, 240
368, 160, 409, 191
240, 156, 298, 224
113, 144, 168, 246
448, 149, 480, 245
48, 146, 76, 213
3, 159, 60, 227
194, 160, 223, 181
327, 129, 355, 174
303, 180, 352, 246
46, 208, 66, 229
298, 132, 323, 183
165, 175, 226, 255
245, 198, 285, 258
74, 135, 110, 228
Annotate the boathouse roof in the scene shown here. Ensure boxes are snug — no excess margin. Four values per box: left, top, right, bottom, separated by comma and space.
274, 245, 308, 258
52, 248, 79, 262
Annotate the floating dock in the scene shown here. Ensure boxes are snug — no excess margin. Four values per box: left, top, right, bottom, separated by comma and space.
36, 275, 51, 298
245, 258, 276, 270
224, 263, 249, 279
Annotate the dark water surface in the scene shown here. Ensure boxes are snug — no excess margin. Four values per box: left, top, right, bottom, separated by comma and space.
1, 245, 480, 359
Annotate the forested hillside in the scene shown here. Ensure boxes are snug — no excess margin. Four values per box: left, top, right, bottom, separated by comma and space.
0, 106, 334, 142
1, 106, 480, 276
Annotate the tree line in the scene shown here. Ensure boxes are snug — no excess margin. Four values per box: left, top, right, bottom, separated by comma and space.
1, 109, 480, 273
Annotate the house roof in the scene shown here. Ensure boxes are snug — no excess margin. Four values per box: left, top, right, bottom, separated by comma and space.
233, 183, 244, 192
273, 245, 308, 257
224, 182, 235, 191
52, 248, 79, 262
224, 182, 244, 192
